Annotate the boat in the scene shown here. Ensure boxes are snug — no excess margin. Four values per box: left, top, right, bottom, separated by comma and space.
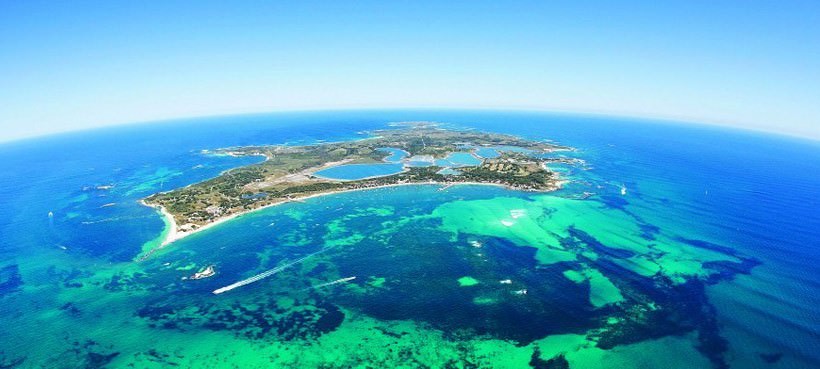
191, 265, 216, 280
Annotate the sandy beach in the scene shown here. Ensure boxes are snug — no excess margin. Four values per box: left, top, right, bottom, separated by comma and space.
138, 178, 559, 259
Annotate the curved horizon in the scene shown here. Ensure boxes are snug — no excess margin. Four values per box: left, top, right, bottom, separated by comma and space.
2, 1, 819, 142
2, 107, 817, 146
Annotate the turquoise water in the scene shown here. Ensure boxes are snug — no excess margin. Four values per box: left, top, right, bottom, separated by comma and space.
405, 155, 435, 167
311, 150, 482, 181
377, 147, 409, 163
0, 110, 818, 368
313, 163, 405, 181
475, 147, 501, 158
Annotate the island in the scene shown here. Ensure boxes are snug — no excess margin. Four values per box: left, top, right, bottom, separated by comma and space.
140, 123, 577, 259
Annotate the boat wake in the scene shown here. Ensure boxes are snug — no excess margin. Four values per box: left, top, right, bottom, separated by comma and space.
302, 276, 356, 291
212, 249, 325, 295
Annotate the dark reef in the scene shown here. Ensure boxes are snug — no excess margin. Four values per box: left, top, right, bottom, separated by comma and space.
0, 264, 23, 295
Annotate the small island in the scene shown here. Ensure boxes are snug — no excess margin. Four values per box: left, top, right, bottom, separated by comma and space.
141, 123, 576, 258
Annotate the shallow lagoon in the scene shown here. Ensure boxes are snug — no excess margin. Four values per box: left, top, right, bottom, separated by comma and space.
313, 163, 405, 181
475, 147, 501, 158
436, 152, 483, 167
405, 155, 435, 167
377, 147, 408, 163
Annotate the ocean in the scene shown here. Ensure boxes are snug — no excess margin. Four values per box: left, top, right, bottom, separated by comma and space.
0, 110, 817, 368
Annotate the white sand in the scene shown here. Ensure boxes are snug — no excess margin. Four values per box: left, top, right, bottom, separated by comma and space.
141, 176, 563, 255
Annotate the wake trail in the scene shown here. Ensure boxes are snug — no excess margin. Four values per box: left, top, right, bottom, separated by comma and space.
302, 276, 356, 291
213, 249, 325, 295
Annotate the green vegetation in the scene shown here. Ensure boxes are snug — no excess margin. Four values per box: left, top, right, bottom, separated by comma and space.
144, 124, 571, 232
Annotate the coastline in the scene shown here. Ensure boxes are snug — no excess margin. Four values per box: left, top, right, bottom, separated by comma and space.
139, 179, 560, 259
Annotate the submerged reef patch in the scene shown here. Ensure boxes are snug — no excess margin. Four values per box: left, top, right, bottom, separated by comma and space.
0, 264, 23, 295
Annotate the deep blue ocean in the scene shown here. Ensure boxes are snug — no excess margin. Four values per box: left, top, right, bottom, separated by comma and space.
0, 110, 817, 368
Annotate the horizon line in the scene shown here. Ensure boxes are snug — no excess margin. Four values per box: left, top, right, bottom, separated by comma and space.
2, 106, 818, 145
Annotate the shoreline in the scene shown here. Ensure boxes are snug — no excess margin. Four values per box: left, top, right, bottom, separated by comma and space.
139, 179, 559, 259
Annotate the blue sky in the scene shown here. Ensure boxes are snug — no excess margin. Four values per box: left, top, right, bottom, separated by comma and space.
1, 1, 819, 141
